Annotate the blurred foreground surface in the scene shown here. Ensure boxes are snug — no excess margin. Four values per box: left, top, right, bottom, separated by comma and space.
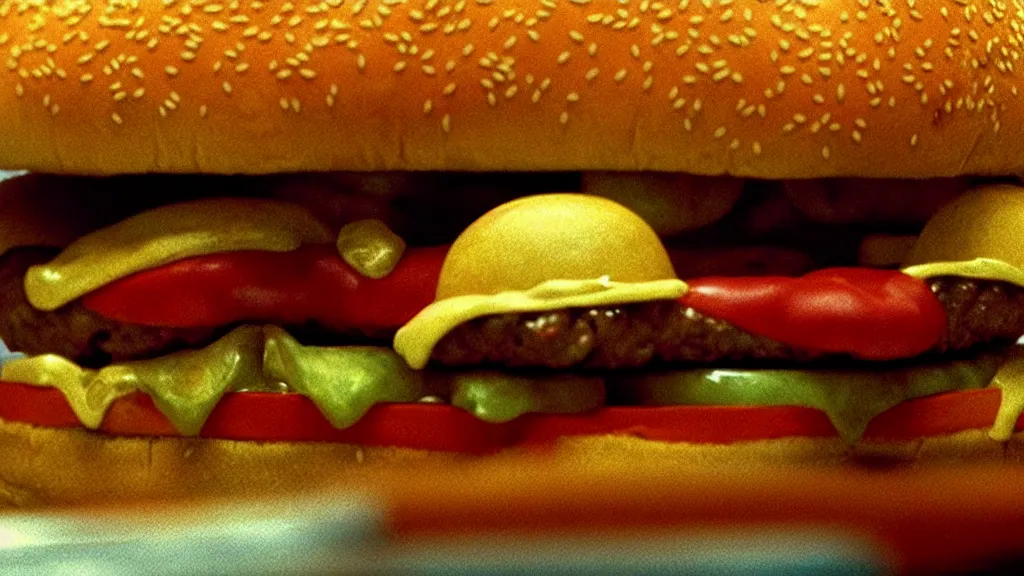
3, 458, 1024, 575
0, 497, 882, 575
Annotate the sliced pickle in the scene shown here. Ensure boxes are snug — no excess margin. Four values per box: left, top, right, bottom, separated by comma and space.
1, 326, 267, 435
20, 324, 1012, 442
262, 326, 424, 429
135, 326, 269, 435
609, 355, 1003, 442
449, 372, 605, 423
2, 326, 608, 434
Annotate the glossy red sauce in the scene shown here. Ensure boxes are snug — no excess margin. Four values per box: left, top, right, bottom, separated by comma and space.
681, 268, 947, 360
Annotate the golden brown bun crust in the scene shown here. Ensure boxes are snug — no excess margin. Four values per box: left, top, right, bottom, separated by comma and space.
5, 416, 1024, 509
0, 417, 461, 508
0, 0, 1021, 176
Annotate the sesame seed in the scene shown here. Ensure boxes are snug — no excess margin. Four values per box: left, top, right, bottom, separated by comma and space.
3, 0, 1009, 162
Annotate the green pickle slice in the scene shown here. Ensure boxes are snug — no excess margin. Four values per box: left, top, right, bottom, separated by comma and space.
449, 372, 605, 423
262, 326, 426, 429
609, 355, 1003, 442
1, 326, 268, 435
2, 322, 1014, 440
1, 326, 606, 435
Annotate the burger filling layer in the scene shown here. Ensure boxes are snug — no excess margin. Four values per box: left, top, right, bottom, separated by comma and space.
2, 172, 1024, 444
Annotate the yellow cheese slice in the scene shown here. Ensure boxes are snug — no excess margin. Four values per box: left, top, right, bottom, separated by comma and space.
25, 198, 331, 311
394, 277, 687, 369
902, 258, 1024, 288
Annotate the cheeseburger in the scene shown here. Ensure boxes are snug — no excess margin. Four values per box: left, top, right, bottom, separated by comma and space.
2, 0, 1024, 507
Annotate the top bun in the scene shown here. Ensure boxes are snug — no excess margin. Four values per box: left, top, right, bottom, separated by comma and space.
1, 0, 1021, 176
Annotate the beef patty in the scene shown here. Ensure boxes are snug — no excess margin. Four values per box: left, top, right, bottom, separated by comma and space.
0, 248, 221, 367
431, 277, 1024, 368
2, 247, 1023, 368
0, 248, 392, 367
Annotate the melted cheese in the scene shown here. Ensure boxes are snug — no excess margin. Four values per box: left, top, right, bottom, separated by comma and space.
336, 219, 406, 279
24, 198, 332, 311
1, 326, 268, 434
394, 277, 688, 369
990, 347, 1024, 441
0, 326, 606, 434
901, 257, 1024, 440
5, 330, 1021, 442
450, 372, 604, 423
262, 326, 426, 428
614, 354, 1004, 443
901, 258, 1024, 288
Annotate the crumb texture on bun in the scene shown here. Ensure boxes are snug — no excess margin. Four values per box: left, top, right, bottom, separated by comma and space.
0, 417, 458, 508
4, 415, 1024, 508
0, 0, 1022, 176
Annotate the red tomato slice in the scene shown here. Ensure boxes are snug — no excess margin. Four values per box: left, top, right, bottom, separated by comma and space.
82, 245, 448, 330
682, 268, 947, 360
1, 381, 1017, 452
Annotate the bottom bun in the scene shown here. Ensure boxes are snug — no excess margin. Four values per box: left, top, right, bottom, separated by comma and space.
553, 429, 1024, 466
0, 418, 461, 508
4, 416, 1024, 508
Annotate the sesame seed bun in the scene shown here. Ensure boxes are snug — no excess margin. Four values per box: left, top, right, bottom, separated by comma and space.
0, 0, 1021, 176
